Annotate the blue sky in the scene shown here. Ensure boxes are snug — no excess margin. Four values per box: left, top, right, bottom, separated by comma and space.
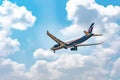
8, 0, 71, 67
0, 0, 120, 80
8, 0, 120, 68
96, 0, 120, 6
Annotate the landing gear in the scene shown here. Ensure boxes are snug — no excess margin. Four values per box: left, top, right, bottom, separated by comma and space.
53, 50, 55, 53
64, 46, 67, 49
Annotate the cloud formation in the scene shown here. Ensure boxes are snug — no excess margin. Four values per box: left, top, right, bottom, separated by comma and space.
0, 0, 36, 30
61, 0, 120, 36
0, 29, 19, 56
0, 0, 36, 57
33, 48, 59, 61
0, 58, 30, 80
0, 0, 120, 80
30, 0, 120, 80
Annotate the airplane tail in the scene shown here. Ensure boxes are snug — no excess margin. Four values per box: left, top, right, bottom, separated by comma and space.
88, 23, 94, 34
84, 23, 94, 36
84, 23, 102, 36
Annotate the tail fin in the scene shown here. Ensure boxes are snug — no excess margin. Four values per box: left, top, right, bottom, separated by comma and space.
83, 23, 103, 36
88, 23, 94, 33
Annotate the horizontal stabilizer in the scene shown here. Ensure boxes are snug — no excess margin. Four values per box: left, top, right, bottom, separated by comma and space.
93, 34, 103, 36
84, 31, 90, 36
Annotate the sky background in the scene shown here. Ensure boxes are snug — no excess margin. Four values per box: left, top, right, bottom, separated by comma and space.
0, 0, 120, 80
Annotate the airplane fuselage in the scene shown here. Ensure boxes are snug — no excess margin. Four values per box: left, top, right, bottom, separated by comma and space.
51, 34, 93, 50
68, 34, 93, 47
47, 23, 102, 53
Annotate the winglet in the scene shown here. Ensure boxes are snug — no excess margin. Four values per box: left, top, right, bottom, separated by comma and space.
47, 30, 49, 35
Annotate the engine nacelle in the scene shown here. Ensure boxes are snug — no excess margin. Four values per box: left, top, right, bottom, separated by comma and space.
54, 44, 60, 47
71, 46, 77, 51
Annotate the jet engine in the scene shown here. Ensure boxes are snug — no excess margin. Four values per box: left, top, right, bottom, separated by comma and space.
71, 46, 77, 51
54, 44, 60, 47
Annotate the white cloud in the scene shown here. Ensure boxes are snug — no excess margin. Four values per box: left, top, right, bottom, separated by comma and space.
60, 24, 84, 36
29, 0, 120, 80
61, 0, 120, 36
33, 48, 60, 61
1, 46, 120, 80
29, 60, 55, 80
0, 29, 20, 56
0, 0, 120, 80
30, 0, 120, 80
0, 58, 30, 80
110, 58, 120, 80
28, 53, 110, 80
0, 52, 118, 80
0, 0, 36, 30
0, 0, 36, 57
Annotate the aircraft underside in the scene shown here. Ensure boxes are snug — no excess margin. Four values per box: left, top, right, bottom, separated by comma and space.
47, 22, 103, 53
71, 46, 77, 51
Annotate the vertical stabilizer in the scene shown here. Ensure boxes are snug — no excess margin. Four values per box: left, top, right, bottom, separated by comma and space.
88, 23, 94, 33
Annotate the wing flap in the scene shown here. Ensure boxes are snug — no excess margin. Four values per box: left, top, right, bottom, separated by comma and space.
47, 31, 66, 46
75, 42, 103, 47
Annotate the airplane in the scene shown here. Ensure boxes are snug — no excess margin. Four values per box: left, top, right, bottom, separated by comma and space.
47, 23, 103, 53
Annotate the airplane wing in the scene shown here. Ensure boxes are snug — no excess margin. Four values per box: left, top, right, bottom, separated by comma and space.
47, 31, 67, 46
75, 42, 103, 47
